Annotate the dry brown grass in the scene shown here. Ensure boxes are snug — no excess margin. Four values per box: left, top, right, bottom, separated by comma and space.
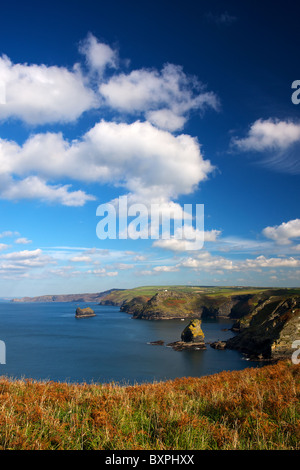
0, 360, 299, 450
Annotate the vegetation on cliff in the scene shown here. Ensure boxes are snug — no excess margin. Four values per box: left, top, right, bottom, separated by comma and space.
101, 285, 269, 309
12, 289, 121, 303
117, 286, 300, 322
226, 295, 300, 360
0, 361, 298, 450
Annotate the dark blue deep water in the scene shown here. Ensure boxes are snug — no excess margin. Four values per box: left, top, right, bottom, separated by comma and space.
0, 302, 258, 384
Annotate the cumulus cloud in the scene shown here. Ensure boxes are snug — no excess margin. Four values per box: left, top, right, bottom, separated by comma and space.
174, 251, 300, 273
232, 118, 300, 173
0, 176, 95, 207
263, 219, 300, 245
179, 251, 235, 271
153, 228, 221, 252
0, 34, 219, 132
79, 33, 118, 74
0, 120, 213, 206
0, 54, 97, 125
0, 34, 219, 212
242, 255, 300, 269
99, 63, 219, 131
232, 119, 300, 152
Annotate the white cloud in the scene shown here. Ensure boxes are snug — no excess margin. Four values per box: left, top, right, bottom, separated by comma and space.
153, 265, 179, 272
0, 34, 219, 134
0, 54, 97, 125
179, 251, 235, 271
79, 33, 118, 73
133, 255, 146, 262
0, 35, 219, 210
106, 271, 118, 277
176, 251, 300, 273
87, 268, 118, 277
15, 237, 32, 244
153, 228, 221, 252
242, 255, 300, 269
0, 120, 213, 206
0, 176, 95, 207
0, 248, 55, 278
146, 109, 186, 132
263, 219, 300, 245
232, 119, 300, 152
70, 255, 92, 263
99, 63, 219, 131
0, 231, 19, 238
113, 263, 134, 270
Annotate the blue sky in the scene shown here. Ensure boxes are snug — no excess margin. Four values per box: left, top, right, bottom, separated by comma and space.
0, 0, 300, 297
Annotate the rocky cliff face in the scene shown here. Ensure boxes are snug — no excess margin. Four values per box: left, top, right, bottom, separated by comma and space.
226, 296, 300, 360
120, 290, 254, 320
122, 291, 201, 320
120, 288, 300, 360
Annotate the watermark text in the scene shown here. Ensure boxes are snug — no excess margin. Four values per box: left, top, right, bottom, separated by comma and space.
96, 196, 204, 250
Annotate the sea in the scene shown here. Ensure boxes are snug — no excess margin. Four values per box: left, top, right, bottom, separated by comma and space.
0, 301, 259, 385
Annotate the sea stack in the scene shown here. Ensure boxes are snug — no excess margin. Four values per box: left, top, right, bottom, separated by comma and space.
168, 319, 206, 351
181, 319, 205, 343
75, 307, 96, 318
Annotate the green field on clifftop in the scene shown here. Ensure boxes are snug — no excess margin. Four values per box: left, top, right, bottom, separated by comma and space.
99, 285, 282, 306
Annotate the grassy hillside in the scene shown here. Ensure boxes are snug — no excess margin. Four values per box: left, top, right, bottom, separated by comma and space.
100, 285, 270, 306
0, 360, 299, 450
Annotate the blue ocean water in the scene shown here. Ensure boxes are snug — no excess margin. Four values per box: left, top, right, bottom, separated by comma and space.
0, 302, 258, 384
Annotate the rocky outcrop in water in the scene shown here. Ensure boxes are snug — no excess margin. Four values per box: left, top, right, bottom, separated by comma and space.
75, 307, 96, 318
168, 319, 206, 351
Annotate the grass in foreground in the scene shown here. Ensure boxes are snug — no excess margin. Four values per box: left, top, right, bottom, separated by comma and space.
0, 360, 299, 450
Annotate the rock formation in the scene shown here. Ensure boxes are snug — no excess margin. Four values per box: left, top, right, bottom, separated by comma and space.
210, 341, 227, 350
75, 307, 96, 318
168, 319, 206, 351
226, 296, 300, 360
120, 290, 255, 320
181, 319, 205, 342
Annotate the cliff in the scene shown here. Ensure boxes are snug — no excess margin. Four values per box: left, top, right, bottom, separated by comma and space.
118, 287, 300, 360
225, 295, 300, 360
120, 290, 257, 320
